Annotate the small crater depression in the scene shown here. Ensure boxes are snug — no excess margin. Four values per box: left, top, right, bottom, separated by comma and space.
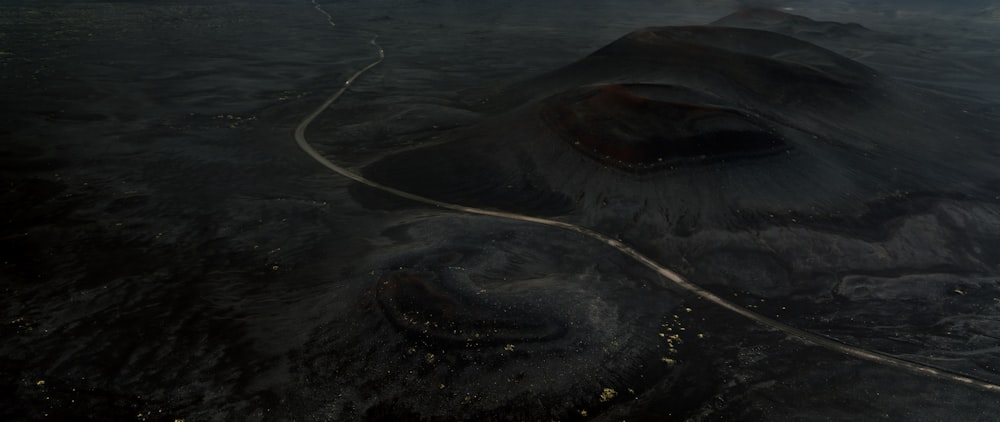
541, 83, 789, 172
374, 269, 566, 346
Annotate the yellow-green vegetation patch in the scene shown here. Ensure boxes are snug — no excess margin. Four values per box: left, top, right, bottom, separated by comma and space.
598, 387, 617, 402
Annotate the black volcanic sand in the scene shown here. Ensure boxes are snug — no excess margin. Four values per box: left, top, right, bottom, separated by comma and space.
4, 1, 1000, 421
360, 9, 1000, 396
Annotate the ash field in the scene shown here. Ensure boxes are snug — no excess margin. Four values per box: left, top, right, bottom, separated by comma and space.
3, 0, 1000, 420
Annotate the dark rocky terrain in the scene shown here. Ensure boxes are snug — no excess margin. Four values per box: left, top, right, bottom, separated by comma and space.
3, 1, 1000, 420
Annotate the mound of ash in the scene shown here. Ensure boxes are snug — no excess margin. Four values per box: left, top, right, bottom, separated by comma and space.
296, 221, 705, 420
710, 7, 876, 39
375, 268, 567, 346
359, 18, 996, 236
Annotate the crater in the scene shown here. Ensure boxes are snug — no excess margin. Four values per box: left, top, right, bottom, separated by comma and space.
374, 268, 566, 346
540, 83, 789, 172
358, 22, 996, 232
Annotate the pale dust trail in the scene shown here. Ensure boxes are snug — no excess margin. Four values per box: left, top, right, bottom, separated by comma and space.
296, 0, 1000, 394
